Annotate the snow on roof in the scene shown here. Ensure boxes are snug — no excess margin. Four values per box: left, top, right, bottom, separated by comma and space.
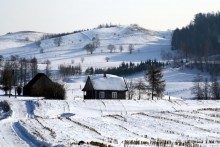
90, 74, 127, 91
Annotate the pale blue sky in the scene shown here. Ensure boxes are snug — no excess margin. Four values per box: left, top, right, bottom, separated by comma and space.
0, 0, 219, 35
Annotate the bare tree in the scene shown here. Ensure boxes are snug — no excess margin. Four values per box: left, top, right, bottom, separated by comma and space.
10, 55, 19, 61
126, 79, 135, 100
203, 78, 210, 100
19, 58, 30, 85
71, 59, 75, 64
54, 36, 62, 47
191, 74, 204, 99
0, 55, 3, 67
105, 57, 110, 62
128, 44, 134, 54
25, 37, 29, 41
210, 75, 220, 99
107, 44, 115, 53
30, 57, 38, 78
0, 61, 13, 95
84, 43, 96, 54
119, 45, 123, 52
45, 60, 51, 77
81, 57, 84, 63
135, 79, 146, 100
92, 35, 100, 48
40, 48, 44, 54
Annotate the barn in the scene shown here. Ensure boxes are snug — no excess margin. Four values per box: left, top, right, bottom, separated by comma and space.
82, 74, 128, 99
23, 73, 53, 97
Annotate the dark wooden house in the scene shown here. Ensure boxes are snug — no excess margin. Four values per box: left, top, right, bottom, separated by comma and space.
23, 73, 53, 97
82, 74, 128, 99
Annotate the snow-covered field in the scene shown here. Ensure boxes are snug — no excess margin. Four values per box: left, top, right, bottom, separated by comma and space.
1, 98, 220, 146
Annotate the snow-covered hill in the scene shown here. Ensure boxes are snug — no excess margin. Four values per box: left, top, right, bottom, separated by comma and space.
0, 31, 45, 50
0, 25, 207, 100
0, 25, 171, 69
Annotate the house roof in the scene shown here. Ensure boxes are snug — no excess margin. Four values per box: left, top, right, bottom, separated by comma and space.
88, 74, 128, 91
24, 73, 51, 88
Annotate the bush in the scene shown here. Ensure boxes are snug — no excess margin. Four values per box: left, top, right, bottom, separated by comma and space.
90, 141, 112, 147
17, 86, 22, 96
0, 101, 10, 112
45, 82, 66, 100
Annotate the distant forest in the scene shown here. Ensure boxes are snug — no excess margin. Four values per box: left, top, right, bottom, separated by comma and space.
172, 12, 220, 59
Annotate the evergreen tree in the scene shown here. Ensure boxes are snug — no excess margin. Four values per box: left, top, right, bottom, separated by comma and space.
145, 66, 165, 100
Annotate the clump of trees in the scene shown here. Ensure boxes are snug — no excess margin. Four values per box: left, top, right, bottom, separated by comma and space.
84, 43, 96, 54
97, 23, 119, 29
128, 44, 134, 54
172, 12, 220, 59
0, 56, 38, 95
53, 36, 62, 47
84, 35, 100, 54
191, 74, 220, 100
59, 64, 82, 77
28, 80, 66, 100
85, 60, 164, 76
45, 82, 66, 100
107, 44, 116, 53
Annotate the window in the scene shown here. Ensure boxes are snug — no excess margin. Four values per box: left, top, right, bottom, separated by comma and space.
112, 92, 117, 99
99, 91, 105, 99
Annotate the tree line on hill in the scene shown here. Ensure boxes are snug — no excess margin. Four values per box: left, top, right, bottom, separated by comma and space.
171, 12, 220, 75
172, 12, 220, 58
85, 60, 165, 76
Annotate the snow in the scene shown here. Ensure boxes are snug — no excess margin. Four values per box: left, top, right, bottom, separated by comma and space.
1, 98, 220, 146
89, 74, 127, 91
0, 31, 45, 51
0, 25, 219, 146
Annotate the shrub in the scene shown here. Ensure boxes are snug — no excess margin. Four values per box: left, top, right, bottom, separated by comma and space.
17, 86, 22, 96
0, 101, 10, 112
45, 82, 66, 100
90, 141, 112, 147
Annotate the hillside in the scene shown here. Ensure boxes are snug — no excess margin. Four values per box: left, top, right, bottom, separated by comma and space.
0, 31, 45, 50
0, 25, 171, 70
0, 25, 209, 100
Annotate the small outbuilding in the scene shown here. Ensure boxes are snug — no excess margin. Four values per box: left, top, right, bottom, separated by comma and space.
82, 74, 128, 99
23, 73, 53, 97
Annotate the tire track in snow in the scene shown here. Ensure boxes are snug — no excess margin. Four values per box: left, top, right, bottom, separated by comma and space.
0, 120, 27, 147
12, 121, 50, 147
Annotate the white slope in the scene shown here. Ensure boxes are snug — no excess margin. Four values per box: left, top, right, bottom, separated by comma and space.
1, 98, 220, 146
0, 31, 45, 51
0, 25, 171, 70
0, 25, 204, 100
